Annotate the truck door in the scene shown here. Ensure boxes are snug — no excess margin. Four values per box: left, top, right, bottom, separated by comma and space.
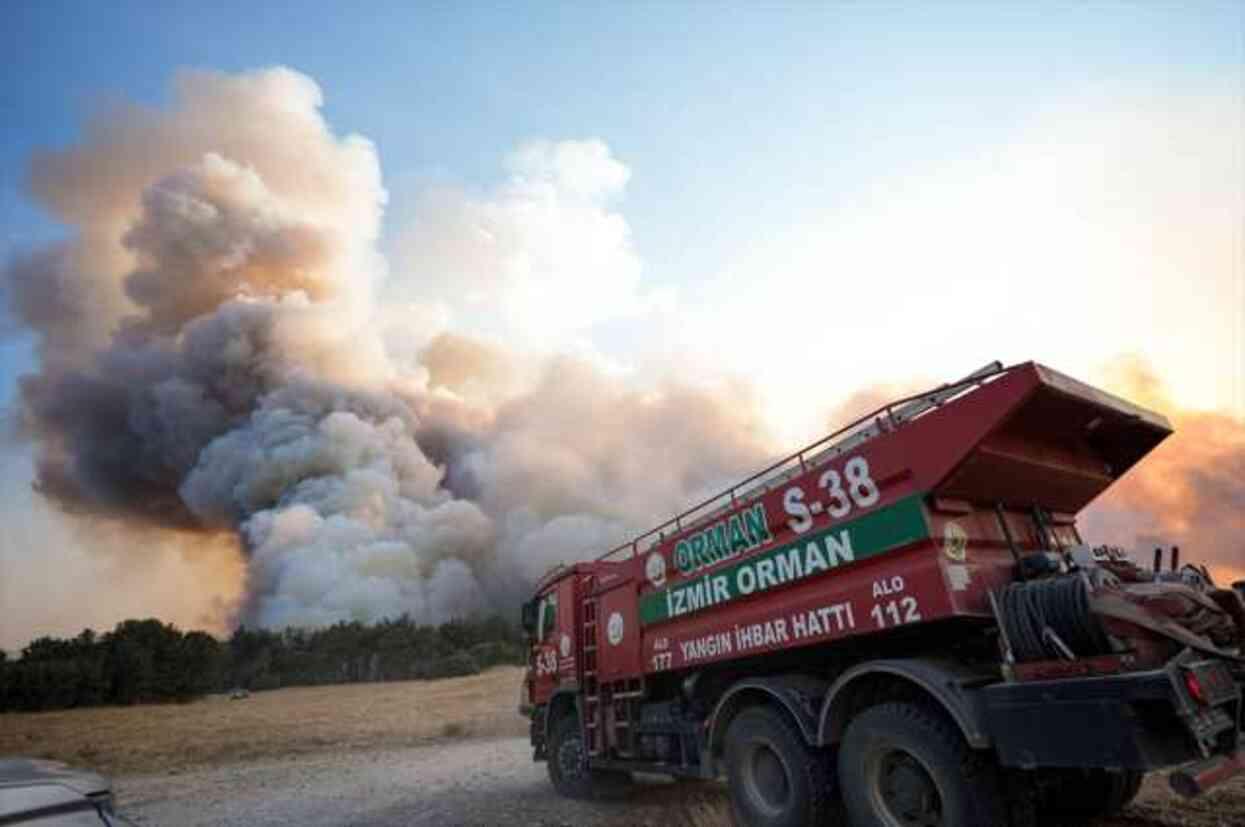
531, 575, 578, 704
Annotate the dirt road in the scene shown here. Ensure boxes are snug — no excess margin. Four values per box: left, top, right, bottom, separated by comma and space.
116, 735, 1245, 827
117, 736, 724, 827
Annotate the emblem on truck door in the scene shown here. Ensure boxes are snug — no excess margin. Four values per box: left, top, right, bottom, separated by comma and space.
607, 611, 625, 645
559, 633, 571, 658
646, 551, 667, 587
943, 521, 968, 561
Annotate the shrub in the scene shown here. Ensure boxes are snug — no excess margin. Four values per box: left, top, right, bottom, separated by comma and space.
432, 651, 481, 679
1, 614, 520, 711
468, 641, 525, 668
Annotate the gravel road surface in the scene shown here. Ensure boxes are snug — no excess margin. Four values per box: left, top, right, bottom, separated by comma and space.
116, 735, 1245, 827
117, 736, 724, 827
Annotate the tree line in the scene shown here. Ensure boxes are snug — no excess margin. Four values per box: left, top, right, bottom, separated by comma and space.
0, 614, 526, 712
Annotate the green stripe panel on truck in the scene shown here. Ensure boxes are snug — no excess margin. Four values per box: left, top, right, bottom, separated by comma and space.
639, 494, 929, 626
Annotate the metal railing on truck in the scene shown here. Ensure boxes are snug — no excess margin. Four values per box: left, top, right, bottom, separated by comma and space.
593, 360, 1011, 563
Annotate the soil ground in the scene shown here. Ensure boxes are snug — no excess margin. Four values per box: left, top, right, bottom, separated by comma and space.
3, 666, 1242, 825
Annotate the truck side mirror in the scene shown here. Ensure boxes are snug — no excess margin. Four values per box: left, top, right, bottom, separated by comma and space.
521, 598, 538, 638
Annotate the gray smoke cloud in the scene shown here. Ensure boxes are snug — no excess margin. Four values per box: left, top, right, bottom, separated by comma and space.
3, 67, 773, 635
1083, 355, 1245, 586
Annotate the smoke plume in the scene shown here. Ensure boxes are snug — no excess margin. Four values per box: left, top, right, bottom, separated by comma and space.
393, 138, 664, 341
3, 68, 772, 639
1083, 355, 1245, 586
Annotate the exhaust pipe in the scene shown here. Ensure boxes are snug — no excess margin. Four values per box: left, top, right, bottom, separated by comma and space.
1170, 740, 1245, 798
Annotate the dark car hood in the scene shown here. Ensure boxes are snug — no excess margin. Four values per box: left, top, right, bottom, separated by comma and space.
0, 758, 111, 798
0, 757, 116, 822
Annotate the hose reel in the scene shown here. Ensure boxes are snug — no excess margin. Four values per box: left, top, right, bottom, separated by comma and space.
998, 576, 1113, 663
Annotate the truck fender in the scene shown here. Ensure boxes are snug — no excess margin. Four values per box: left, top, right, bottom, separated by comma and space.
817, 658, 994, 749
706, 675, 829, 771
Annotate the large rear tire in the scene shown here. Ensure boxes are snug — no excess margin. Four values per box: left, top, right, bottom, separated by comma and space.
838, 702, 1017, 827
546, 713, 630, 800
723, 706, 840, 827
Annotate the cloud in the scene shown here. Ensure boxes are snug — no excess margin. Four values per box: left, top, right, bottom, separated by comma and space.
394, 138, 670, 341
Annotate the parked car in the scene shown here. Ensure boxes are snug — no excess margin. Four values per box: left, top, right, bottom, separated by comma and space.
0, 758, 137, 825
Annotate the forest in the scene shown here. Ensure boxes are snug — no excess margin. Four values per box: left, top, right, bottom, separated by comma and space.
0, 614, 525, 712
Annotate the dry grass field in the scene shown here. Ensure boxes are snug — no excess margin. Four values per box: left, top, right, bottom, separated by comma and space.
0, 666, 528, 776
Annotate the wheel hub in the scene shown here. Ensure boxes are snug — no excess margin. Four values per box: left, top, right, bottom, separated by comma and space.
877, 750, 942, 826
744, 742, 792, 815
557, 735, 584, 779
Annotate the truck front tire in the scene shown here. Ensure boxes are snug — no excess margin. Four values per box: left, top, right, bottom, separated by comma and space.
546, 713, 629, 800
723, 706, 838, 827
838, 702, 1013, 827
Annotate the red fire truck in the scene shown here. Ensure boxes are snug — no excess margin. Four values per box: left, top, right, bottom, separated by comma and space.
519, 362, 1244, 827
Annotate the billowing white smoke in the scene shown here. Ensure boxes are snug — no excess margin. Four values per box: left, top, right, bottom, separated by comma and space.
177, 380, 495, 627
395, 137, 675, 342
3, 67, 772, 635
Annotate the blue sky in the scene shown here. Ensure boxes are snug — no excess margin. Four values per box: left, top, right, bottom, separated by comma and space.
3, 1, 1243, 419
7, 2, 1238, 251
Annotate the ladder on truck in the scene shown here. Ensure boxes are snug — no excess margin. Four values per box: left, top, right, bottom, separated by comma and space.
596, 360, 1008, 561
581, 590, 601, 756
580, 588, 644, 759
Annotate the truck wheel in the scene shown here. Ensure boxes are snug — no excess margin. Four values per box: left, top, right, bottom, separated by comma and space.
546, 714, 629, 800
723, 706, 838, 827
838, 702, 1012, 827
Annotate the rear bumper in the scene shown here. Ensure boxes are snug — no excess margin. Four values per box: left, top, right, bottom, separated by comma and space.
982, 652, 1242, 795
